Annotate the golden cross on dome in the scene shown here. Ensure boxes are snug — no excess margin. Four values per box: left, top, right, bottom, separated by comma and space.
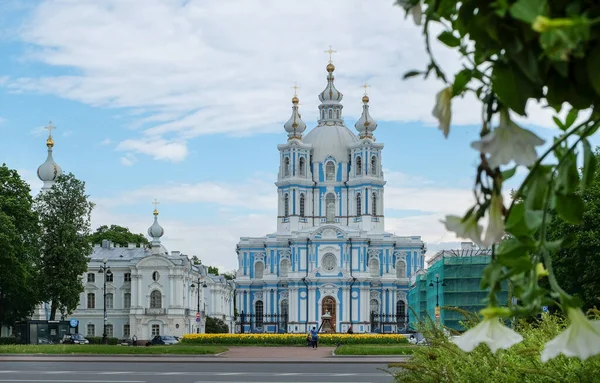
362, 82, 371, 96
152, 199, 160, 214
324, 45, 337, 63
292, 82, 300, 97
45, 121, 56, 137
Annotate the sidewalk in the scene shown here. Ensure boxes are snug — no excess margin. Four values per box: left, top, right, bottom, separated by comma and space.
0, 346, 410, 364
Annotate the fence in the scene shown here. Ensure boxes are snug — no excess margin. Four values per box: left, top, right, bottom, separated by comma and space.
236, 311, 288, 333
370, 312, 410, 333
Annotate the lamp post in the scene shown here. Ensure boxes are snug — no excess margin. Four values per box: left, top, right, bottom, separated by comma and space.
429, 273, 446, 323
190, 278, 207, 334
97, 258, 112, 344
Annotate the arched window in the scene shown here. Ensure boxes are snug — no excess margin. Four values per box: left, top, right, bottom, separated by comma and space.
370, 299, 379, 314
372, 193, 377, 216
369, 258, 379, 277
284, 157, 290, 177
328, 109, 333, 119
321, 110, 325, 119
150, 290, 162, 308
254, 261, 264, 279
396, 261, 407, 278
371, 156, 377, 175
326, 193, 335, 223
299, 194, 305, 217
356, 193, 362, 216
356, 156, 362, 176
280, 259, 290, 277
284, 193, 289, 217
336, 110, 340, 119
396, 300, 406, 326
280, 299, 289, 325
299, 157, 306, 176
255, 300, 264, 327
326, 161, 335, 181
106, 293, 113, 309
124, 293, 131, 309
152, 271, 160, 281
321, 253, 337, 271
87, 293, 95, 309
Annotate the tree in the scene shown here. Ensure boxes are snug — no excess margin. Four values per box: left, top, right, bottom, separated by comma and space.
34, 173, 94, 320
546, 149, 600, 310
207, 266, 219, 275
205, 316, 229, 333
0, 165, 41, 330
190, 255, 201, 265
222, 271, 235, 281
89, 224, 148, 247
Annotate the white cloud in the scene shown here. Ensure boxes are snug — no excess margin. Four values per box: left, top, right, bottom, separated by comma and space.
99, 138, 111, 145
3, 0, 566, 163
120, 153, 137, 166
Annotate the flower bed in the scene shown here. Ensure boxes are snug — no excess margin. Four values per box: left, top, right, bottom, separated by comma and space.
182, 333, 407, 345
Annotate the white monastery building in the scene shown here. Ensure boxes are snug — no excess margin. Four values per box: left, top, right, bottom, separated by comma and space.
235, 58, 426, 334
30, 127, 235, 340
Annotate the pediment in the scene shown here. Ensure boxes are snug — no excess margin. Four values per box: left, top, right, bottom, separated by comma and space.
311, 225, 346, 240
136, 256, 173, 268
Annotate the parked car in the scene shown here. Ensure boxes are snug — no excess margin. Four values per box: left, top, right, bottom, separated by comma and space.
151, 335, 179, 345
62, 333, 90, 344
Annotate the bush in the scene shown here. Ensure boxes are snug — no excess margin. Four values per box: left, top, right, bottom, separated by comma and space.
205, 317, 229, 334
85, 336, 119, 345
182, 333, 407, 345
0, 337, 18, 345
393, 313, 600, 383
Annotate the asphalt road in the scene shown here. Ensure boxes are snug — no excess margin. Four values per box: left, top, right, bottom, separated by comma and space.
0, 361, 398, 383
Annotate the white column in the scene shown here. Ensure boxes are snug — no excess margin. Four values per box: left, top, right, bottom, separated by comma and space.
137, 275, 143, 307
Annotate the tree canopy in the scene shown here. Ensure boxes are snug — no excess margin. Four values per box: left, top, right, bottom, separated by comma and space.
34, 173, 94, 320
0, 164, 41, 329
89, 224, 148, 247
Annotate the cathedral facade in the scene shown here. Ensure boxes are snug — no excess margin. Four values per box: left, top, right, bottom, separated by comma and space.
235, 61, 426, 334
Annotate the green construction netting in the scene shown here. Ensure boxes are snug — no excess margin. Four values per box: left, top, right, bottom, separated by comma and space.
408, 254, 509, 331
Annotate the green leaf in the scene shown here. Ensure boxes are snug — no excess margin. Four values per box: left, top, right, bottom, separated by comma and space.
492, 62, 536, 116
552, 116, 566, 130
555, 193, 584, 224
403, 70, 422, 79
509, 0, 547, 24
555, 153, 580, 195
452, 69, 472, 97
581, 139, 597, 191
565, 108, 579, 129
525, 166, 551, 211
502, 167, 517, 181
586, 43, 600, 97
544, 238, 563, 253
437, 31, 461, 48
524, 209, 544, 230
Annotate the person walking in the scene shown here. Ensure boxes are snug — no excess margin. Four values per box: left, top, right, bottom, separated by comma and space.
310, 326, 319, 349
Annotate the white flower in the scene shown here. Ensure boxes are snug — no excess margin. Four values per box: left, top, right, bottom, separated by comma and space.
482, 193, 505, 247
471, 109, 545, 168
397, 0, 423, 25
541, 308, 600, 362
452, 317, 523, 353
442, 213, 483, 246
432, 87, 452, 138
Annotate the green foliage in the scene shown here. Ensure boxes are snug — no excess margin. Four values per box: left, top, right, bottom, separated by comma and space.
393, 314, 600, 383
207, 266, 219, 275
0, 164, 41, 329
190, 255, 202, 265
205, 316, 229, 334
0, 337, 18, 345
85, 336, 119, 345
546, 149, 600, 309
34, 173, 94, 320
88, 224, 148, 247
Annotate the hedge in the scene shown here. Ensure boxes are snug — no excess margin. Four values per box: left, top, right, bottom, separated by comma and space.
85, 336, 120, 345
0, 337, 18, 345
182, 333, 407, 345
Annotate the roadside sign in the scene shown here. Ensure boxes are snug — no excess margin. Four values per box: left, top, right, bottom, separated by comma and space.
196, 312, 201, 322
69, 319, 78, 328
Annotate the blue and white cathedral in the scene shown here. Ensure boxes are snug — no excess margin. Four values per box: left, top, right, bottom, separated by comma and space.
235, 60, 426, 334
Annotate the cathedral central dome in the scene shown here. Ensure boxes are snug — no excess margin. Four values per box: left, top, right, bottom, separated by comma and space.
303, 124, 358, 163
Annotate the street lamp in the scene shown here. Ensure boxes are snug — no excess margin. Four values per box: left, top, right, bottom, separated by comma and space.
429, 273, 446, 322
190, 278, 207, 334
97, 258, 112, 344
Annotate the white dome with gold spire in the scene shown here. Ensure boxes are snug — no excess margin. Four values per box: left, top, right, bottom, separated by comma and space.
283, 86, 307, 140
147, 200, 165, 252
354, 87, 378, 139
37, 121, 63, 191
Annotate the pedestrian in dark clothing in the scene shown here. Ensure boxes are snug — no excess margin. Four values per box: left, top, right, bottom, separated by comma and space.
310, 326, 319, 349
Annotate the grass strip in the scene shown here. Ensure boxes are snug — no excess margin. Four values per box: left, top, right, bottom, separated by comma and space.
0, 344, 227, 355
335, 344, 416, 356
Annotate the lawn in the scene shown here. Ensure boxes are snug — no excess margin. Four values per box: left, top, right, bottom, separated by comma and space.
335, 344, 416, 356
0, 344, 227, 355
